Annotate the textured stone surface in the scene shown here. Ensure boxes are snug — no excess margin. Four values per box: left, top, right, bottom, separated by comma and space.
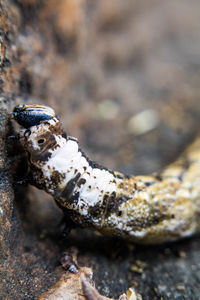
0, 110, 13, 268
0, 0, 200, 299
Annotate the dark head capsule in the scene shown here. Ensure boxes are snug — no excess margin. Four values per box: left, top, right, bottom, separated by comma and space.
13, 104, 56, 128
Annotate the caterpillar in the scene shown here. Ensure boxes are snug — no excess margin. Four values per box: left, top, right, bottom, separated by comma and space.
12, 104, 200, 244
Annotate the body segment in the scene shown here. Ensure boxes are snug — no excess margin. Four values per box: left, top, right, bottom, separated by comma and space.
13, 104, 200, 243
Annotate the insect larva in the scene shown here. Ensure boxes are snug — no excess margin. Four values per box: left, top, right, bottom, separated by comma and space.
13, 104, 200, 244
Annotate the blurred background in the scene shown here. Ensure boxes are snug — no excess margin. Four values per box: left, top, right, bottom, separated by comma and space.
6, 0, 200, 174
1, 0, 200, 299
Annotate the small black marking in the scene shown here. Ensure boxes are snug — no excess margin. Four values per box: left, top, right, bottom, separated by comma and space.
68, 136, 78, 142
33, 151, 52, 162
116, 174, 123, 179
178, 174, 184, 182
103, 194, 109, 204
60, 173, 81, 199
62, 132, 67, 139
37, 138, 45, 144
124, 174, 131, 179
60, 215, 77, 238
155, 174, 162, 181
145, 182, 154, 187
77, 178, 86, 187
106, 191, 117, 213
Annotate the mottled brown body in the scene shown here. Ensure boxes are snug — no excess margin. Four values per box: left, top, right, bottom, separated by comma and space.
13, 104, 200, 243
109, 136, 200, 243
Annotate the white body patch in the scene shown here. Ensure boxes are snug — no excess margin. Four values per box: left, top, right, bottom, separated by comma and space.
41, 138, 116, 214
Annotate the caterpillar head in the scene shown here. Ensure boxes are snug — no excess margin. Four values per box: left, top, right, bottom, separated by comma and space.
13, 104, 65, 166
13, 104, 56, 128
